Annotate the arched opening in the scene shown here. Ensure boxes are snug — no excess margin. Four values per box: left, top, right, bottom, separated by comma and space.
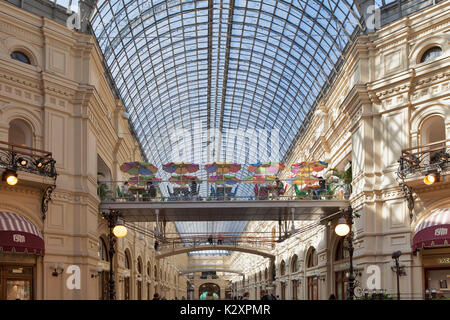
98, 237, 110, 300
421, 116, 446, 164
306, 247, 319, 300
8, 119, 33, 147
280, 260, 286, 276
199, 283, 220, 300
291, 254, 299, 300
97, 155, 112, 200
124, 250, 131, 300
137, 256, 143, 300
334, 238, 349, 300
420, 46, 442, 63
10, 51, 31, 64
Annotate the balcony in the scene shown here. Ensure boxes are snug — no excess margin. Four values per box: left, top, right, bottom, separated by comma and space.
0, 140, 57, 187
397, 138, 450, 187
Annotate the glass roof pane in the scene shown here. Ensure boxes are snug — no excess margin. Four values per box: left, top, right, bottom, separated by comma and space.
91, 0, 362, 255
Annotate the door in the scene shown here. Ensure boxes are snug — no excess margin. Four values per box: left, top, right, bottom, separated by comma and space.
0, 264, 34, 300
307, 277, 318, 300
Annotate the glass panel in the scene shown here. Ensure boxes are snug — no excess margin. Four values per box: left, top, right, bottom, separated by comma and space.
6, 280, 32, 300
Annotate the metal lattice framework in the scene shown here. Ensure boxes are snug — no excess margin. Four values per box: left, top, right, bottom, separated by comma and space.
87, 0, 364, 255
90, 0, 363, 171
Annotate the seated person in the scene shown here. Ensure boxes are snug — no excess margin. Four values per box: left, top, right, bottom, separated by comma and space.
144, 181, 157, 201
121, 182, 135, 201
275, 178, 284, 198
313, 177, 326, 199
190, 180, 198, 200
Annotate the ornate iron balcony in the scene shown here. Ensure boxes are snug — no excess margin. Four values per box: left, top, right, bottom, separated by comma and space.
397, 138, 450, 180
0, 140, 57, 179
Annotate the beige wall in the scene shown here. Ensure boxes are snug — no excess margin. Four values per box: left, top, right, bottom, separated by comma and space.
231, 1, 450, 300
0, 1, 188, 300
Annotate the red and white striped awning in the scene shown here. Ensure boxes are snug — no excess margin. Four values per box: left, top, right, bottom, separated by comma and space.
412, 208, 450, 251
0, 211, 45, 255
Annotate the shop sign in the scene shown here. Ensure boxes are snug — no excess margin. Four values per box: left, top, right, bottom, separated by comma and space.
12, 234, 25, 243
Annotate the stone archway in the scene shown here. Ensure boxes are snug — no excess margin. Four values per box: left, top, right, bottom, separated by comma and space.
198, 283, 220, 300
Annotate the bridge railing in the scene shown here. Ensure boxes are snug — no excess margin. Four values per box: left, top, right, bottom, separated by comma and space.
98, 179, 351, 203
157, 236, 274, 251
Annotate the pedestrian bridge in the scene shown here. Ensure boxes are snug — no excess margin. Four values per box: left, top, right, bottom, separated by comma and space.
100, 199, 349, 222
180, 268, 244, 276
156, 243, 275, 260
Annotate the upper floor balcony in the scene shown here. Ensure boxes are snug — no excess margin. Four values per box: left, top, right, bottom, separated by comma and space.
0, 140, 57, 187
397, 138, 450, 188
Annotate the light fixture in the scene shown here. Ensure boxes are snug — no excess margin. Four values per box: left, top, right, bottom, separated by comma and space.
335, 217, 350, 237
2, 170, 18, 186
423, 172, 438, 185
50, 263, 64, 277
35, 159, 44, 168
113, 218, 127, 238
18, 158, 28, 166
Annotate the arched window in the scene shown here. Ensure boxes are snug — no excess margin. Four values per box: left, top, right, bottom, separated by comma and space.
335, 238, 349, 261
154, 266, 158, 280
306, 247, 318, 268
137, 257, 143, 274
125, 250, 131, 270
98, 237, 109, 262
291, 255, 299, 273
11, 51, 31, 64
258, 270, 262, 282
420, 46, 442, 63
264, 268, 268, 280
421, 116, 446, 163
280, 260, 286, 276
9, 119, 33, 147
147, 262, 151, 277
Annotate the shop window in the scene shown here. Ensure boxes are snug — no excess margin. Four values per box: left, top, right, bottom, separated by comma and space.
10, 51, 31, 64
8, 119, 33, 147
420, 46, 442, 63
306, 247, 318, 268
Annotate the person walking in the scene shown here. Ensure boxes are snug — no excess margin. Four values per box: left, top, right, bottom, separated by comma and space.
217, 233, 223, 245
152, 293, 161, 300
208, 234, 213, 245
260, 290, 274, 301
242, 292, 250, 300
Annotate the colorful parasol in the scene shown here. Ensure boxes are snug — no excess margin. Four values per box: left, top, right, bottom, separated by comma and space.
205, 162, 241, 174
208, 174, 241, 185
291, 161, 328, 174
243, 175, 277, 184
247, 162, 285, 174
169, 175, 200, 186
120, 162, 158, 175
128, 176, 162, 186
162, 162, 199, 174
286, 173, 319, 185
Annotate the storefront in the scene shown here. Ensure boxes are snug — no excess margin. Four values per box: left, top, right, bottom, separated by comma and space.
413, 209, 450, 299
0, 211, 44, 300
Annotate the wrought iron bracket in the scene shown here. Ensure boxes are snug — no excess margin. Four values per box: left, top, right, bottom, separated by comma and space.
400, 183, 415, 220
41, 184, 56, 220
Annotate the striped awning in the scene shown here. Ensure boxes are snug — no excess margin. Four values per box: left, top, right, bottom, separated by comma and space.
0, 211, 45, 255
413, 208, 450, 251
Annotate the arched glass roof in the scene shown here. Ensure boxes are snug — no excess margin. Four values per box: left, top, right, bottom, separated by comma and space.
89, 0, 363, 255
91, 0, 362, 169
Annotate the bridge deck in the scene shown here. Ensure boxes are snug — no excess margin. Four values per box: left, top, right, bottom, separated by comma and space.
99, 200, 349, 222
